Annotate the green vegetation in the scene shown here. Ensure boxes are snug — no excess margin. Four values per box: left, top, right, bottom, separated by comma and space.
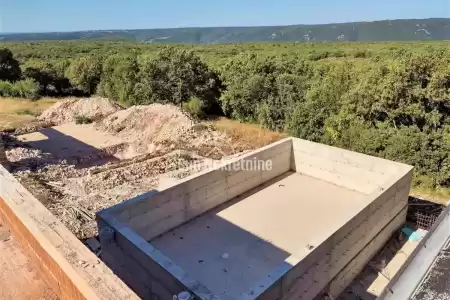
1, 40, 450, 194
74, 115, 93, 125
1, 18, 449, 43
0, 79, 39, 99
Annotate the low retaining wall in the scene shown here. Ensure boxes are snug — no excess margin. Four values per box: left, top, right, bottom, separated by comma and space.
0, 165, 138, 300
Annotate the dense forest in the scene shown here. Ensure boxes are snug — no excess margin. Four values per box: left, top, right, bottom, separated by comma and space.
1, 40, 450, 191
1, 18, 449, 43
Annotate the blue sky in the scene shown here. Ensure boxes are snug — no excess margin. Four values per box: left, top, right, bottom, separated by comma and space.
1, 0, 449, 33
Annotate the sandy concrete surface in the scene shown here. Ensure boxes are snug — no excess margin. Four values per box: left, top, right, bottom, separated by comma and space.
0, 223, 58, 300
17, 123, 123, 160
151, 172, 367, 299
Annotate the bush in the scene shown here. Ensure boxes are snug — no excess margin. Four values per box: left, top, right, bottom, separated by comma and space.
0, 79, 39, 99
0, 80, 13, 96
182, 97, 206, 118
74, 115, 93, 124
11, 79, 40, 99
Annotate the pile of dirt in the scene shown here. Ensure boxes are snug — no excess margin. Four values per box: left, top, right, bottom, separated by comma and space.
6, 102, 249, 239
96, 103, 194, 143
38, 97, 121, 125
94, 104, 232, 158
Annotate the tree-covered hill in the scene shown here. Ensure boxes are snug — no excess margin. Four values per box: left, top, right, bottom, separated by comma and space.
1, 18, 450, 43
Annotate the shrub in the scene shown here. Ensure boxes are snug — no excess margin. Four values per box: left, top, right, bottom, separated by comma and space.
97, 53, 138, 105
11, 79, 40, 99
182, 97, 206, 118
0, 48, 21, 82
0, 79, 39, 99
0, 80, 13, 96
74, 115, 93, 124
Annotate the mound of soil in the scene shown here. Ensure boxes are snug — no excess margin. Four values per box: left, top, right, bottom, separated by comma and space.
39, 97, 121, 125
95, 104, 197, 154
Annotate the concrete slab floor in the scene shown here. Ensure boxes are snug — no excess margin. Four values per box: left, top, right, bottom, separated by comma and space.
151, 172, 368, 299
0, 223, 58, 300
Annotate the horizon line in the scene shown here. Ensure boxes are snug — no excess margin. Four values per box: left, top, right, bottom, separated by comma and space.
1, 17, 448, 35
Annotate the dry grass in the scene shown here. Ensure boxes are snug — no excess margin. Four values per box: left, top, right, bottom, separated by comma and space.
0, 97, 60, 131
207, 117, 285, 150
411, 187, 450, 206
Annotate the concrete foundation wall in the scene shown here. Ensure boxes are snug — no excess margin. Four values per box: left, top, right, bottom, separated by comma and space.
114, 139, 292, 241
291, 138, 411, 194
317, 207, 407, 300
250, 168, 411, 300
97, 138, 413, 300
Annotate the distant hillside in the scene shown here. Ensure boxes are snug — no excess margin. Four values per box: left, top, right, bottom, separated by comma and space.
1, 18, 450, 43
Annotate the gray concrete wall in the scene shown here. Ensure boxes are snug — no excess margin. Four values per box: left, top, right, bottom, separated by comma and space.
316, 206, 407, 299
291, 138, 412, 194
97, 138, 413, 300
251, 168, 411, 300
115, 139, 292, 241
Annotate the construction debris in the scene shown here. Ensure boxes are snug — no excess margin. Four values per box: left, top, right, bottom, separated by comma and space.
3, 98, 248, 239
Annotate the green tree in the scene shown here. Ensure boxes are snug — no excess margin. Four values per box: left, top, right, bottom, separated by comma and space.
0, 48, 21, 82
97, 53, 138, 104
66, 56, 102, 94
133, 48, 221, 111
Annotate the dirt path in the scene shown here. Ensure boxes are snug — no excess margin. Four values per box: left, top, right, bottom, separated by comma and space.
0, 222, 58, 300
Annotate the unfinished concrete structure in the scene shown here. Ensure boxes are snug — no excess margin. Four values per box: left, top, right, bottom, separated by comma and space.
0, 164, 139, 300
97, 137, 413, 300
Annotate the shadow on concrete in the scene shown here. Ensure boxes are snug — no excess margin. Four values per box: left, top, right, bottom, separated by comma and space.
12, 127, 119, 171
98, 176, 296, 299
336, 229, 410, 300
336, 197, 442, 300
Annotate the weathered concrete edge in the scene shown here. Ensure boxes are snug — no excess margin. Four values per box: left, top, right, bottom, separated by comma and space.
0, 165, 139, 300
379, 204, 450, 300
97, 209, 220, 300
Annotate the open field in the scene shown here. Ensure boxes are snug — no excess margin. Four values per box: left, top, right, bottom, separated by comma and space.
0, 97, 59, 131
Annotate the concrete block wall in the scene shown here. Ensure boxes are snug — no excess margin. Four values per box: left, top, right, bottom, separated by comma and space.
114, 139, 292, 241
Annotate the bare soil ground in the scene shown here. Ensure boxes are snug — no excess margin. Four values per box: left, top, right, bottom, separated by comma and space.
0, 222, 58, 300
3, 98, 283, 240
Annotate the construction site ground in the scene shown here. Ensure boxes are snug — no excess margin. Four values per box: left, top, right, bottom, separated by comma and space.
0, 222, 58, 300
3, 98, 283, 240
